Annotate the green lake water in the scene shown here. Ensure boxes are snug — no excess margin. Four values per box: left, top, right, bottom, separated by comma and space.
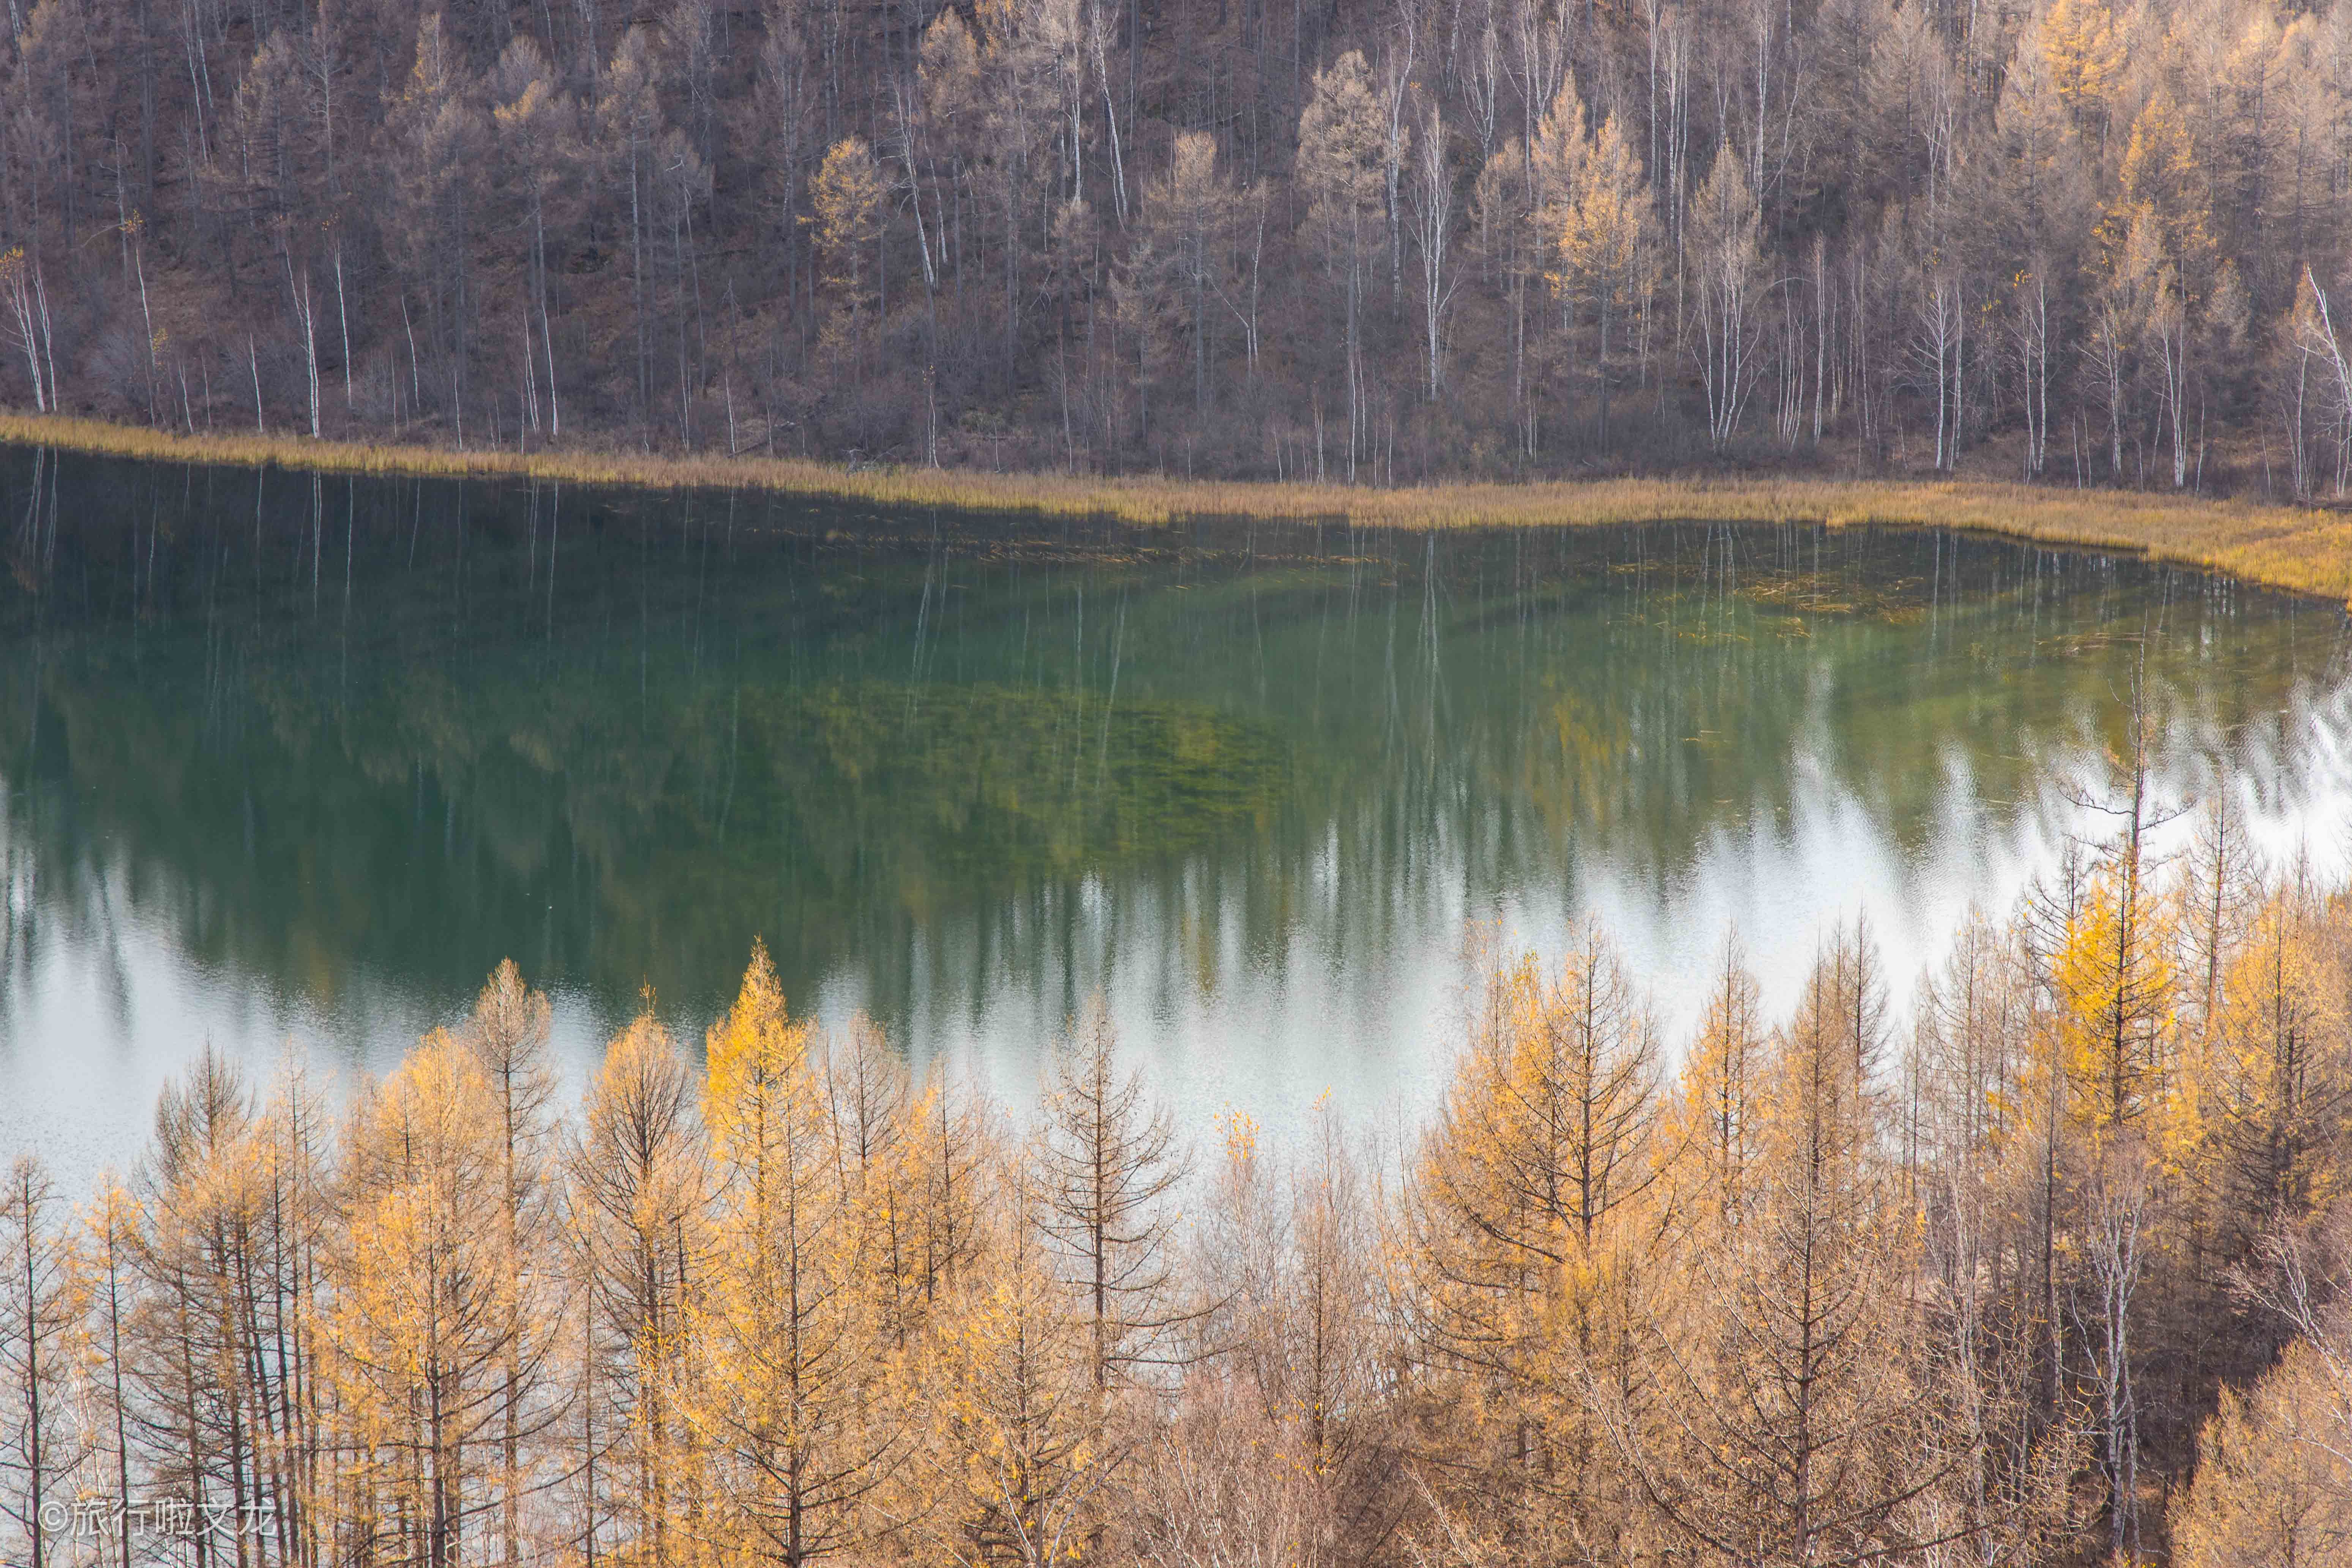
1, 445, 2346, 1179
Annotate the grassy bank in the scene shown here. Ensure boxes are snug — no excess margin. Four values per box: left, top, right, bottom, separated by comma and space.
8, 412, 2350, 606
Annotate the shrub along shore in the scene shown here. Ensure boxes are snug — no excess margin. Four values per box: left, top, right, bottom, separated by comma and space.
8, 412, 2351, 606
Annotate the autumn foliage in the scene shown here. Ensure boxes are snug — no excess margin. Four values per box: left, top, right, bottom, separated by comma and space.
10, 805, 2352, 1563
16, 0, 2352, 491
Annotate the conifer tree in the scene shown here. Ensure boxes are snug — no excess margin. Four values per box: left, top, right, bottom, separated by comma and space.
2173, 1216, 2352, 1565
567, 1007, 708, 1568
129, 1048, 292, 1560
696, 945, 900, 1566
329, 1030, 524, 1568
926, 1153, 1107, 1568
900, 1063, 998, 1334
807, 138, 887, 367
2196, 893, 2349, 1253
1553, 112, 1659, 442
0, 1158, 82, 1568
1665, 933, 1766, 1228
77, 1180, 140, 1568
2169, 1344, 2352, 1568
32, 889, 2352, 1568
1034, 998, 1191, 1392
2182, 791, 2267, 1044
1610, 933, 2068, 1566
457, 961, 563, 1568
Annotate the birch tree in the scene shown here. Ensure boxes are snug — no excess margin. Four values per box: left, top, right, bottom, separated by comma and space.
1405, 96, 1458, 401
1687, 152, 1766, 447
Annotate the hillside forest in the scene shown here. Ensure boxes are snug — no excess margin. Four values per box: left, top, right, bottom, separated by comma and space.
4, 769, 2352, 1567
8, 0, 2352, 485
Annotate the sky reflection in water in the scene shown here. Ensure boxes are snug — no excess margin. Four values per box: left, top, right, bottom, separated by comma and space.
0, 445, 2345, 1186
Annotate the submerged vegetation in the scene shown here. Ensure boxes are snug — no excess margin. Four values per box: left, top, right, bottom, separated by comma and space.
2, 438, 2347, 1567
5, 782, 2352, 1566
2, 449, 2331, 1040
8, 416, 2352, 607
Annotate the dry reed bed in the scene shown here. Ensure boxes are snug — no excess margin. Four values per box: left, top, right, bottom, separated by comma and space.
7, 413, 2349, 606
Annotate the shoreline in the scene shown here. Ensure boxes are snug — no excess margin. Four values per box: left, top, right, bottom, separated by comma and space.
6, 412, 2349, 607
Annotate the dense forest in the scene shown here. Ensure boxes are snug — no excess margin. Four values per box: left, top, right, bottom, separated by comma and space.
9, 0, 2352, 485
3, 765, 2352, 1566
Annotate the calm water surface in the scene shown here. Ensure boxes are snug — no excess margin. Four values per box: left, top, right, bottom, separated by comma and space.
2, 446, 2347, 1184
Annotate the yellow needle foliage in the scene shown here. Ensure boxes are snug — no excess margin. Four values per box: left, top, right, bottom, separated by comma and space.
27, 859, 2352, 1566
694, 945, 897, 1568
328, 1033, 519, 1568
2046, 862, 2179, 1135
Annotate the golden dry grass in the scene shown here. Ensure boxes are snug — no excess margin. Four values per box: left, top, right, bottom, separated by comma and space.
8, 413, 2349, 605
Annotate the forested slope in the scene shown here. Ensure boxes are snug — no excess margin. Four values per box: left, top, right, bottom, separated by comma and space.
4, 0, 2352, 486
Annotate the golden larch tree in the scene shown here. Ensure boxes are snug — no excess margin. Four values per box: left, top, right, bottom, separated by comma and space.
694, 944, 902, 1567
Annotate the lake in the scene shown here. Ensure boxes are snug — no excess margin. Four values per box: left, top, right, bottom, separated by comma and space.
2, 443, 2347, 1185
